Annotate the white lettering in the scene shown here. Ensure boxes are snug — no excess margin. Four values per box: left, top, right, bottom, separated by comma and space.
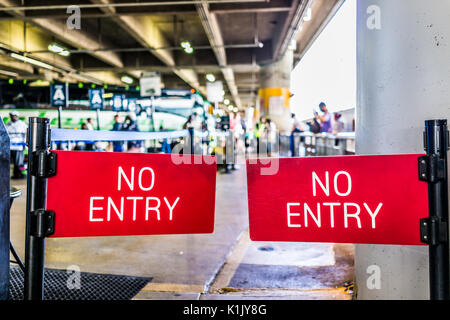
89, 197, 104, 222
164, 197, 180, 221
344, 203, 361, 228
138, 167, 155, 191
304, 203, 321, 227
312, 171, 329, 196
118, 166, 134, 191
364, 202, 383, 229
323, 202, 341, 228
334, 171, 352, 196
287, 203, 301, 227
145, 197, 161, 221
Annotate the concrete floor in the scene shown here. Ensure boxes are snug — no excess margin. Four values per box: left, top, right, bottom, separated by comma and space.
9, 164, 354, 300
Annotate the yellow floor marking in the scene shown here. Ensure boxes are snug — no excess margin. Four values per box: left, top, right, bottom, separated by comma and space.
140, 283, 205, 293
209, 230, 251, 293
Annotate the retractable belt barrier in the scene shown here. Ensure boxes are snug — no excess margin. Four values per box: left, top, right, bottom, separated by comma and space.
247, 119, 449, 300
23, 118, 217, 300
17, 117, 449, 301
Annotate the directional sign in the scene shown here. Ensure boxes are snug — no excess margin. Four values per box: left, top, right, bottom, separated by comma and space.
140, 72, 161, 97
46, 151, 217, 237
89, 89, 104, 110
246, 154, 428, 245
112, 94, 123, 111
50, 83, 68, 107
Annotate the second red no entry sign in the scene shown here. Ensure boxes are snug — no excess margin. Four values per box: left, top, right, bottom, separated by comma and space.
247, 154, 429, 245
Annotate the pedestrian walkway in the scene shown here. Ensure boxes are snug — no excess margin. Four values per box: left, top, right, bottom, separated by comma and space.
9, 164, 354, 300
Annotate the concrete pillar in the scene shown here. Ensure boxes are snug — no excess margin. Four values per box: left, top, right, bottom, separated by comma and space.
258, 49, 293, 133
355, 0, 450, 299
0, 118, 10, 299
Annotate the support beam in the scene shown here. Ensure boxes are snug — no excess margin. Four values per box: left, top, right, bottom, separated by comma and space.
196, 1, 241, 108
91, 0, 204, 95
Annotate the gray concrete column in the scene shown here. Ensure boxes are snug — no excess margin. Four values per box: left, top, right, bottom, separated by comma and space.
355, 0, 450, 299
258, 49, 293, 133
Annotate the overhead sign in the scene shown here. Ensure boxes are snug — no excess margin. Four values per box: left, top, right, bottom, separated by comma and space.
89, 89, 104, 110
112, 94, 123, 112
50, 83, 68, 107
206, 81, 223, 103
46, 151, 217, 237
247, 154, 428, 245
140, 72, 161, 97
125, 98, 138, 113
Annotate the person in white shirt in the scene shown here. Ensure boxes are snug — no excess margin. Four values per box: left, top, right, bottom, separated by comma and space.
86, 118, 95, 130
6, 111, 27, 179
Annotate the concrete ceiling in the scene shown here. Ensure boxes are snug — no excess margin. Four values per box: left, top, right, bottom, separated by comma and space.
0, 0, 343, 109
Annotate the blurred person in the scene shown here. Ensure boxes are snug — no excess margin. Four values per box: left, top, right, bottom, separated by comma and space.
333, 112, 345, 147
86, 117, 95, 130
263, 118, 277, 157
183, 115, 194, 129
254, 117, 265, 155
122, 113, 143, 152
159, 123, 171, 154
315, 102, 332, 133
6, 111, 27, 179
111, 114, 124, 152
332, 113, 345, 134
290, 113, 304, 157
230, 112, 242, 170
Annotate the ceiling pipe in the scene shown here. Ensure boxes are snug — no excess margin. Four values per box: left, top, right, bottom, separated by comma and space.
0, 0, 266, 11
24, 42, 264, 55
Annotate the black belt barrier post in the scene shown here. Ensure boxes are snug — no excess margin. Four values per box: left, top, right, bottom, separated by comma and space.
419, 119, 450, 300
24, 117, 56, 300
188, 127, 194, 155
0, 118, 10, 300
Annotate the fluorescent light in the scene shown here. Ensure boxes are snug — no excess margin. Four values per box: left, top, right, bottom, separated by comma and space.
206, 73, 215, 82
233, 107, 238, 112
29, 80, 50, 87
48, 43, 64, 53
223, 99, 230, 105
59, 50, 70, 57
303, 8, 312, 21
48, 43, 71, 57
227, 105, 233, 111
180, 41, 194, 54
10, 53, 55, 70
0, 69, 18, 77
121, 75, 133, 85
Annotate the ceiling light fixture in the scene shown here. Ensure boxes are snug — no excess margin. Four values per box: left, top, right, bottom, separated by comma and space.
205, 73, 215, 82
121, 75, 134, 85
10, 53, 55, 70
48, 43, 71, 57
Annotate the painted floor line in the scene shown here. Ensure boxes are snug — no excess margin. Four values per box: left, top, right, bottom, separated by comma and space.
139, 283, 205, 293
208, 230, 251, 293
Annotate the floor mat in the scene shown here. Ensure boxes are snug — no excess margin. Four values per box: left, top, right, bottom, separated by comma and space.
9, 265, 152, 300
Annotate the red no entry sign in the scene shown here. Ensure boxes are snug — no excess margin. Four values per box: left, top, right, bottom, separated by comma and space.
46, 151, 216, 237
247, 154, 428, 245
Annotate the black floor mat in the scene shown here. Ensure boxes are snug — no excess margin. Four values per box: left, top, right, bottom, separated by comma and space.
9, 265, 152, 300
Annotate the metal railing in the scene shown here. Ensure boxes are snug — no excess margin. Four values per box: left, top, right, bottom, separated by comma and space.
279, 132, 355, 157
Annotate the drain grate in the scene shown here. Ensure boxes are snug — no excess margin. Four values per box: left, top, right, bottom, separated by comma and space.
9, 265, 152, 300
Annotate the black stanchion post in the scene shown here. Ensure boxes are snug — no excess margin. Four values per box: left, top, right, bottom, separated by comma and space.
57, 106, 62, 129
188, 127, 194, 155
24, 117, 56, 300
96, 108, 101, 130
0, 118, 10, 300
419, 119, 450, 300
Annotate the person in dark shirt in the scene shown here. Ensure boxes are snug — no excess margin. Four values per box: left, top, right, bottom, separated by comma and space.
122, 113, 143, 152
111, 114, 124, 152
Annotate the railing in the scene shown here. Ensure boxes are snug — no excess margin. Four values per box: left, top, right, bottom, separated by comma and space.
279, 132, 356, 157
